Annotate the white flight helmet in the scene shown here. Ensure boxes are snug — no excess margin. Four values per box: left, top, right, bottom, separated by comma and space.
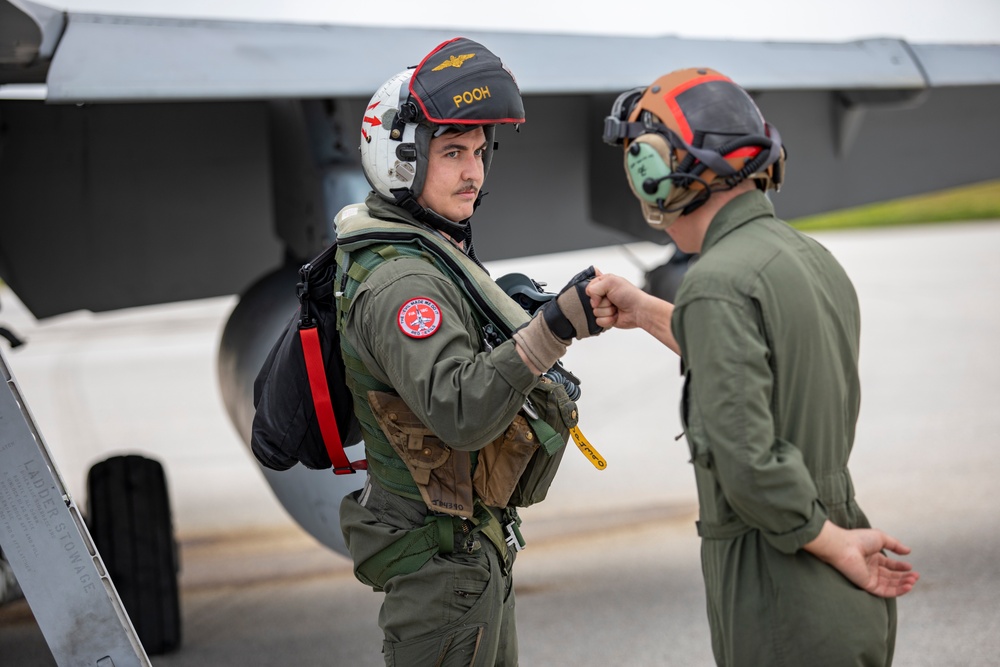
359, 37, 525, 225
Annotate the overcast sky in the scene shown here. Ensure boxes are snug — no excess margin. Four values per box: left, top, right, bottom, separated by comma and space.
48, 0, 1000, 44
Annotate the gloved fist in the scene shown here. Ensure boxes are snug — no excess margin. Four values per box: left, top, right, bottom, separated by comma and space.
542, 266, 604, 341
513, 267, 603, 374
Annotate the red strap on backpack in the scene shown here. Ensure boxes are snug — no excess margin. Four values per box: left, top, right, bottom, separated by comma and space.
299, 325, 366, 475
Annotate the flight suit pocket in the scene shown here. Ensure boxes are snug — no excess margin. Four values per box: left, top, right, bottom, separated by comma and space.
368, 390, 473, 517
383, 623, 485, 667
681, 369, 712, 469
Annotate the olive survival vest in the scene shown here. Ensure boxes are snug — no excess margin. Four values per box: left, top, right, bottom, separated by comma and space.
334, 204, 572, 507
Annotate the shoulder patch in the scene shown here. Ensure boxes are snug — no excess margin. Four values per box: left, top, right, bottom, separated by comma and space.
398, 297, 443, 339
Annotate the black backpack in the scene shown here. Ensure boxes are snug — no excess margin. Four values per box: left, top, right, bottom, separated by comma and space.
251, 242, 364, 474
250, 237, 581, 476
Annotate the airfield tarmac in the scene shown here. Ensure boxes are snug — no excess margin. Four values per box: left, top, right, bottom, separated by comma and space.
1, 221, 998, 666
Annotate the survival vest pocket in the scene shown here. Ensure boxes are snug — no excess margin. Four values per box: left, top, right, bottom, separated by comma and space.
368, 390, 474, 518
473, 415, 538, 508
507, 379, 577, 508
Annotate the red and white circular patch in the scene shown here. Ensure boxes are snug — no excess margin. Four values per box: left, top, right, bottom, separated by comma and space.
397, 297, 442, 339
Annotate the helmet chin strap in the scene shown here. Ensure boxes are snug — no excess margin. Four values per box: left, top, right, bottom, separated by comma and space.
640, 177, 738, 230
394, 192, 488, 268
678, 187, 714, 216
396, 194, 470, 239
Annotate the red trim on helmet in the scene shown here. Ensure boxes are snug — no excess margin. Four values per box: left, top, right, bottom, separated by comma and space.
663, 73, 730, 144
410, 38, 460, 125
413, 38, 462, 77
664, 95, 691, 143
421, 115, 524, 127
726, 146, 760, 159
663, 73, 761, 161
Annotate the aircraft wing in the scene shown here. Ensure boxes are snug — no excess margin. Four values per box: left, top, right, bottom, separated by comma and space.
5, 2, 999, 100
3, 0, 999, 318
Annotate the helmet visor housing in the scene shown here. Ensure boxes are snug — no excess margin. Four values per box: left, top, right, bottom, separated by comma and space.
408, 37, 526, 128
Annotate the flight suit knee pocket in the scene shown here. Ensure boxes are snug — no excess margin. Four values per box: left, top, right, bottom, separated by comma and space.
384, 623, 486, 667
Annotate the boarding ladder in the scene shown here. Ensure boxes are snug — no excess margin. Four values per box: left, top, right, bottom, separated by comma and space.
0, 348, 151, 666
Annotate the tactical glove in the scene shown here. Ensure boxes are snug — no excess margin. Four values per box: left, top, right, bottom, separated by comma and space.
513, 266, 603, 372
544, 266, 604, 340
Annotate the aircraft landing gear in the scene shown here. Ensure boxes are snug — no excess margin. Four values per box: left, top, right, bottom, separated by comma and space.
87, 455, 181, 655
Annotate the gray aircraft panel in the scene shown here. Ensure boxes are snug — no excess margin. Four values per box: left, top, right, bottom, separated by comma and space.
909, 43, 1000, 86
6, 0, 1000, 101
0, 99, 282, 319
40, 12, 950, 103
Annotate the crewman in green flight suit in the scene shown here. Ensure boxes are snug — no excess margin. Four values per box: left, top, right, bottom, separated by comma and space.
590, 67, 920, 666
336, 38, 603, 666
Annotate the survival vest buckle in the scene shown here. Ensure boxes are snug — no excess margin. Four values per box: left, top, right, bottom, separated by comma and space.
332, 459, 369, 476
504, 520, 526, 552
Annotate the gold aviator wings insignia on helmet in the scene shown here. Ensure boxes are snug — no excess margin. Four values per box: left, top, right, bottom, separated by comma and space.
432, 53, 476, 71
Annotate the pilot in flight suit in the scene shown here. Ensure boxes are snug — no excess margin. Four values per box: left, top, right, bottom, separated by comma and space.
336, 38, 603, 666
590, 67, 919, 666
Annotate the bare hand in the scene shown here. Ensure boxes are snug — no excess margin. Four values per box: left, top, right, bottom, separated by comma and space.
805, 522, 920, 598
836, 529, 920, 598
586, 273, 644, 330
586, 271, 680, 355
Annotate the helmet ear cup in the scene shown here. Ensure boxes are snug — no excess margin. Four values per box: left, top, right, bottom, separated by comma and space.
624, 133, 674, 205
361, 69, 416, 201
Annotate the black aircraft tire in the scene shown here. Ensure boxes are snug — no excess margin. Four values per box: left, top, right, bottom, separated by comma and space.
87, 455, 181, 655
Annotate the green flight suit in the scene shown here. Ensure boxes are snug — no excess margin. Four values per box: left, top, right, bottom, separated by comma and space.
337, 195, 542, 667
672, 190, 896, 667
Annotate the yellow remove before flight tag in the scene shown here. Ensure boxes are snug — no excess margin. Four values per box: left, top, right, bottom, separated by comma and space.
570, 425, 607, 470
